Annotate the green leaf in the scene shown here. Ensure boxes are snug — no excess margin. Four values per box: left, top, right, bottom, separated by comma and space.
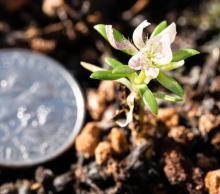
172, 49, 200, 62
105, 58, 134, 75
157, 71, 184, 97
80, 61, 104, 72
151, 21, 168, 36
94, 24, 107, 40
105, 57, 124, 68
112, 28, 124, 42
153, 92, 183, 102
138, 85, 158, 115
112, 65, 134, 74
90, 70, 125, 80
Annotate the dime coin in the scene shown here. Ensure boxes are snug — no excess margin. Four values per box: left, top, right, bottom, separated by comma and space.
0, 49, 85, 167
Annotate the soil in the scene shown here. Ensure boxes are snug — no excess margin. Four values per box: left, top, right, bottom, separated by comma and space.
0, 0, 220, 194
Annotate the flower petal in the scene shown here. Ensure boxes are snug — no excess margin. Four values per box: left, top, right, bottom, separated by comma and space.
105, 25, 137, 55
144, 67, 159, 84
147, 33, 173, 65
132, 20, 151, 49
161, 60, 184, 71
157, 22, 176, 43
128, 51, 151, 70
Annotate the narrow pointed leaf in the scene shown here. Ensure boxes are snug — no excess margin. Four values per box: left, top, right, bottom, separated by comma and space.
172, 49, 200, 62
112, 65, 134, 74
105, 57, 124, 68
90, 70, 125, 80
157, 71, 184, 97
80, 61, 104, 72
151, 21, 168, 36
139, 85, 158, 115
94, 24, 107, 40
153, 92, 183, 102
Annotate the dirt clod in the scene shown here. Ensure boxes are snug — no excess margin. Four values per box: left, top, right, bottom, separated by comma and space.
95, 141, 112, 165
42, 0, 64, 16
75, 122, 101, 158
87, 89, 106, 120
35, 166, 54, 184
168, 126, 194, 144
0, 1, 220, 194
211, 131, 220, 150
205, 169, 220, 194
53, 172, 73, 192
157, 108, 179, 128
198, 113, 220, 137
196, 153, 218, 170
0, 183, 16, 194
210, 76, 220, 93
164, 149, 188, 185
30, 38, 56, 53
98, 81, 116, 102
108, 127, 128, 154
186, 167, 204, 194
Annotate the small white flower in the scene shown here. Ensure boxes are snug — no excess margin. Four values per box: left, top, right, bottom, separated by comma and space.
144, 67, 159, 84
105, 20, 182, 83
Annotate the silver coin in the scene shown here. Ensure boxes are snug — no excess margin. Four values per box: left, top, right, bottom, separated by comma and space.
0, 49, 85, 167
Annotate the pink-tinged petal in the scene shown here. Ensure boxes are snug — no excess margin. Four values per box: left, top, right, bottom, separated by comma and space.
147, 34, 172, 65
144, 67, 159, 84
128, 51, 150, 70
146, 67, 159, 78
157, 22, 176, 43
132, 20, 151, 49
105, 25, 137, 54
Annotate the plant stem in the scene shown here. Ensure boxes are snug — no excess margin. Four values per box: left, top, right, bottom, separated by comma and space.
136, 94, 145, 126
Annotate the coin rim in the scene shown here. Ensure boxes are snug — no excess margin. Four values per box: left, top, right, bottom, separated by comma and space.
0, 48, 85, 168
